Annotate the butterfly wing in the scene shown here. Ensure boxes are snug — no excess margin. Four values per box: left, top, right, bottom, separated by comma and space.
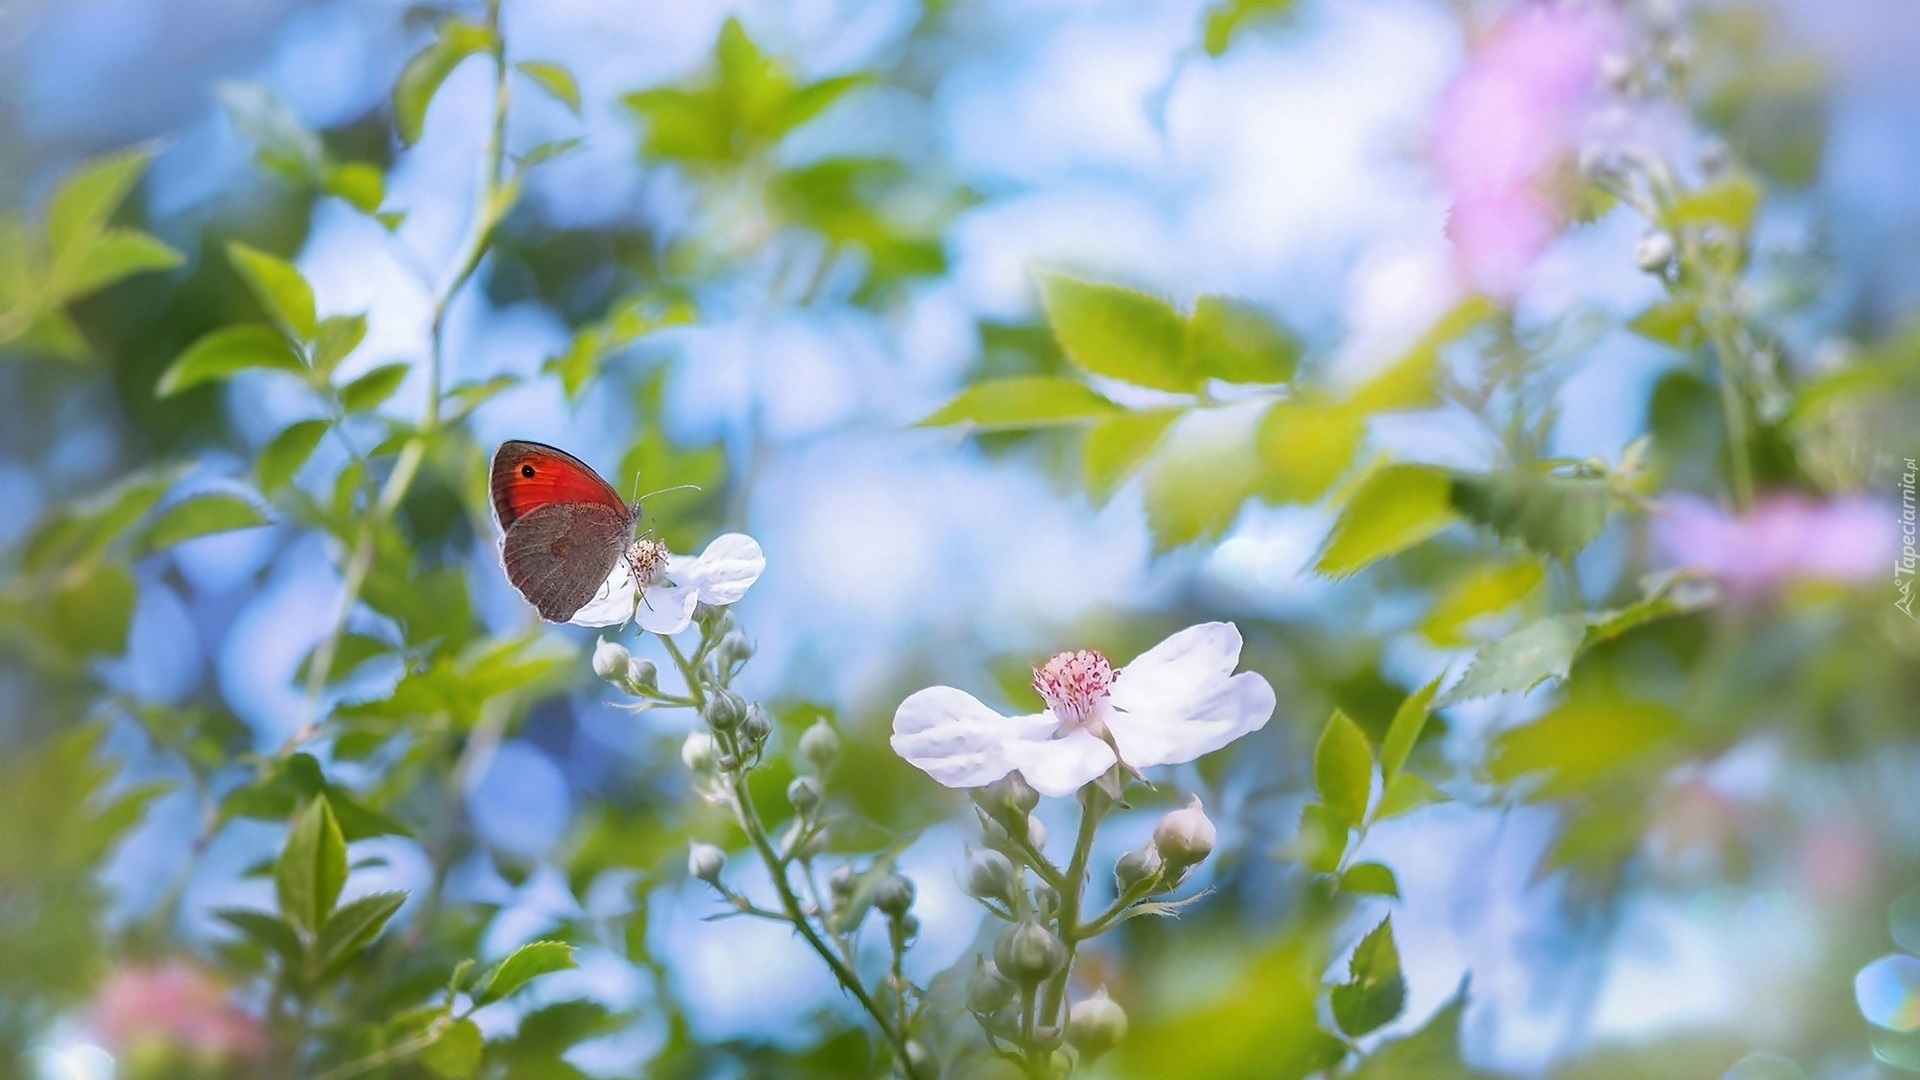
490, 440, 633, 531
500, 502, 633, 622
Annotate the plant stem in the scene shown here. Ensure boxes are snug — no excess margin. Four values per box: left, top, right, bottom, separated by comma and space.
1705, 311, 1755, 511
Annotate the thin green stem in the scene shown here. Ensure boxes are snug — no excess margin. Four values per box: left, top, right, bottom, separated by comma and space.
1705, 312, 1755, 511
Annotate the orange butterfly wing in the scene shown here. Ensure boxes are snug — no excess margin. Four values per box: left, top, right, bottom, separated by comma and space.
490, 440, 632, 531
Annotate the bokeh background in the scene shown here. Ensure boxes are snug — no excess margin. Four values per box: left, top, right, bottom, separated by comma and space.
3, 0, 1920, 1077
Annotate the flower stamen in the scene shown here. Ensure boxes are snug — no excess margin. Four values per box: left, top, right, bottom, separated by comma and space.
1032, 650, 1117, 733
627, 537, 671, 589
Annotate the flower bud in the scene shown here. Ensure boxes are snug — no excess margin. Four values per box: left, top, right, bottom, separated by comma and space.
717, 630, 753, 668
1114, 843, 1163, 894
967, 960, 1017, 1013
898, 912, 920, 940
1034, 1024, 1064, 1051
787, 775, 822, 815
973, 772, 1040, 832
694, 601, 729, 628
994, 920, 1065, 987
1153, 796, 1216, 870
627, 658, 658, 693
592, 638, 632, 683
799, 719, 840, 773
1634, 230, 1675, 274
740, 703, 772, 744
688, 841, 725, 885
1025, 813, 1048, 849
681, 731, 716, 775
1067, 988, 1128, 1062
703, 689, 745, 733
964, 850, 1018, 906
874, 873, 916, 919
829, 863, 856, 903
1032, 883, 1061, 922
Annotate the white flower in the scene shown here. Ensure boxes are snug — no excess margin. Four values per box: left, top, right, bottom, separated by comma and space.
569, 533, 765, 634
890, 622, 1275, 798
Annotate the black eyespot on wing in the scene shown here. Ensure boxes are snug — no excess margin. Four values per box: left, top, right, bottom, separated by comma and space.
521, 464, 535, 477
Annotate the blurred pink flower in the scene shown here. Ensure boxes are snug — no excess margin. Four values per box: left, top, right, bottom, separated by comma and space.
1430, 4, 1623, 296
1655, 493, 1892, 598
91, 963, 266, 1064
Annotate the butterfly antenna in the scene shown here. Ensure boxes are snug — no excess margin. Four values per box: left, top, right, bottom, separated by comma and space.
635, 483, 703, 505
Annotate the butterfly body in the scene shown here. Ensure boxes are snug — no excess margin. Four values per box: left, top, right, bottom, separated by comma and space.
490, 440, 641, 622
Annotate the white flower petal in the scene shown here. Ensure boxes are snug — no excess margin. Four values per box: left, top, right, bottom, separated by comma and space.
674, 533, 765, 606
634, 579, 699, 636
1003, 726, 1117, 798
567, 564, 638, 628
891, 687, 1021, 789
1106, 622, 1275, 767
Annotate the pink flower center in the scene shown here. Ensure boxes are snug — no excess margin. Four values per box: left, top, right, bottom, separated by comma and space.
1032, 650, 1117, 729
626, 538, 670, 588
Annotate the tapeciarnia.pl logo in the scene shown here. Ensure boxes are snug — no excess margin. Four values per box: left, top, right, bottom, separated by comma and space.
1899, 457, 1917, 619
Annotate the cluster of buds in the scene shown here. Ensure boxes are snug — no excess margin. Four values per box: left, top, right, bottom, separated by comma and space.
592, 637, 658, 697
1112, 796, 1217, 900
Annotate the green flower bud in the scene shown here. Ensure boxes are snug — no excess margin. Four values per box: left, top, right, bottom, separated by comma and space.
1635, 230, 1675, 274
740, 703, 772, 744
1153, 796, 1216, 870
688, 841, 725, 885
994, 919, 1065, 987
898, 912, 920, 940
829, 863, 856, 903
717, 630, 753, 668
967, 960, 1017, 1013
1032, 882, 1061, 922
964, 849, 1018, 905
1114, 842, 1163, 894
787, 775, 822, 815
973, 773, 1040, 831
681, 731, 716, 775
1067, 988, 1128, 1063
799, 719, 841, 773
592, 638, 632, 683
627, 658, 658, 693
703, 689, 745, 733
874, 873, 916, 919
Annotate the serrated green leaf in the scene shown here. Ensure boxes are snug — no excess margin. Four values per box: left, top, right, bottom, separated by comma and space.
1340, 862, 1400, 898
313, 890, 408, 974
46, 148, 152, 256
1380, 677, 1440, 787
1437, 614, 1587, 706
56, 230, 181, 297
215, 908, 305, 968
227, 242, 316, 342
49, 563, 136, 656
157, 324, 305, 397
277, 796, 347, 933
918, 376, 1120, 430
1037, 271, 1196, 392
1666, 172, 1764, 232
338, 362, 410, 413
1450, 469, 1611, 559
1376, 772, 1446, 821
1347, 979, 1471, 1080
1315, 710, 1373, 828
395, 19, 498, 146
421, 1018, 483, 1079
515, 61, 581, 114
1490, 698, 1680, 798
1082, 408, 1180, 504
1332, 917, 1406, 1038
137, 493, 270, 553
477, 940, 576, 1005
1185, 295, 1298, 383
1314, 464, 1457, 577
258, 420, 329, 495
312, 313, 367, 377
322, 163, 384, 213
1256, 398, 1366, 504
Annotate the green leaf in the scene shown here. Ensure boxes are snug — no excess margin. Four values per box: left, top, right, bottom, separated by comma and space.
46, 148, 152, 256
1082, 408, 1180, 504
49, 563, 136, 656
1348, 980, 1472, 1080
1379, 677, 1440, 787
227, 242, 316, 342
313, 890, 408, 975
257, 420, 329, 495
322, 163, 385, 213
219, 82, 325, 183
515, 61, 581, 114
395, 18, 498, 146
1185, 295, 1298, 383
312, 313, 368, 377
1331, 917, 1406, 1038
276, 796, 347, 933
1627, 298, 1704, 349
421, 1018, 484, 1079
1449, 470, 1611, 559
1340, 862, 1400, 898
22, 468, 177, 572
338, 362, 410, 413
1348, 296, 1495, 413
136, 493, 271, 553
918, 376, 1121, 430
1255, 399, 1366, 504
477, 940, 576, 1005
778, 73, 867, 134
157, 324, 306, 397
1314, 464, 1458, 577
1666, 172, 1764, 232
1037, 271, 1196, 392
1202, 0, 1303, 57
1437, 614, 1587, 706
1141, 415, 1263, 551
1490, 698, 1681, 798
1421, 558, 1544, 645
1314, 710, 1373, 828
56, 230, 182, 297
1375, 773, 1446, 821
215, 908, 305, 968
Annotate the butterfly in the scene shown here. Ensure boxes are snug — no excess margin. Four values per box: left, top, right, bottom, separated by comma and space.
489, 440, 644, 623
